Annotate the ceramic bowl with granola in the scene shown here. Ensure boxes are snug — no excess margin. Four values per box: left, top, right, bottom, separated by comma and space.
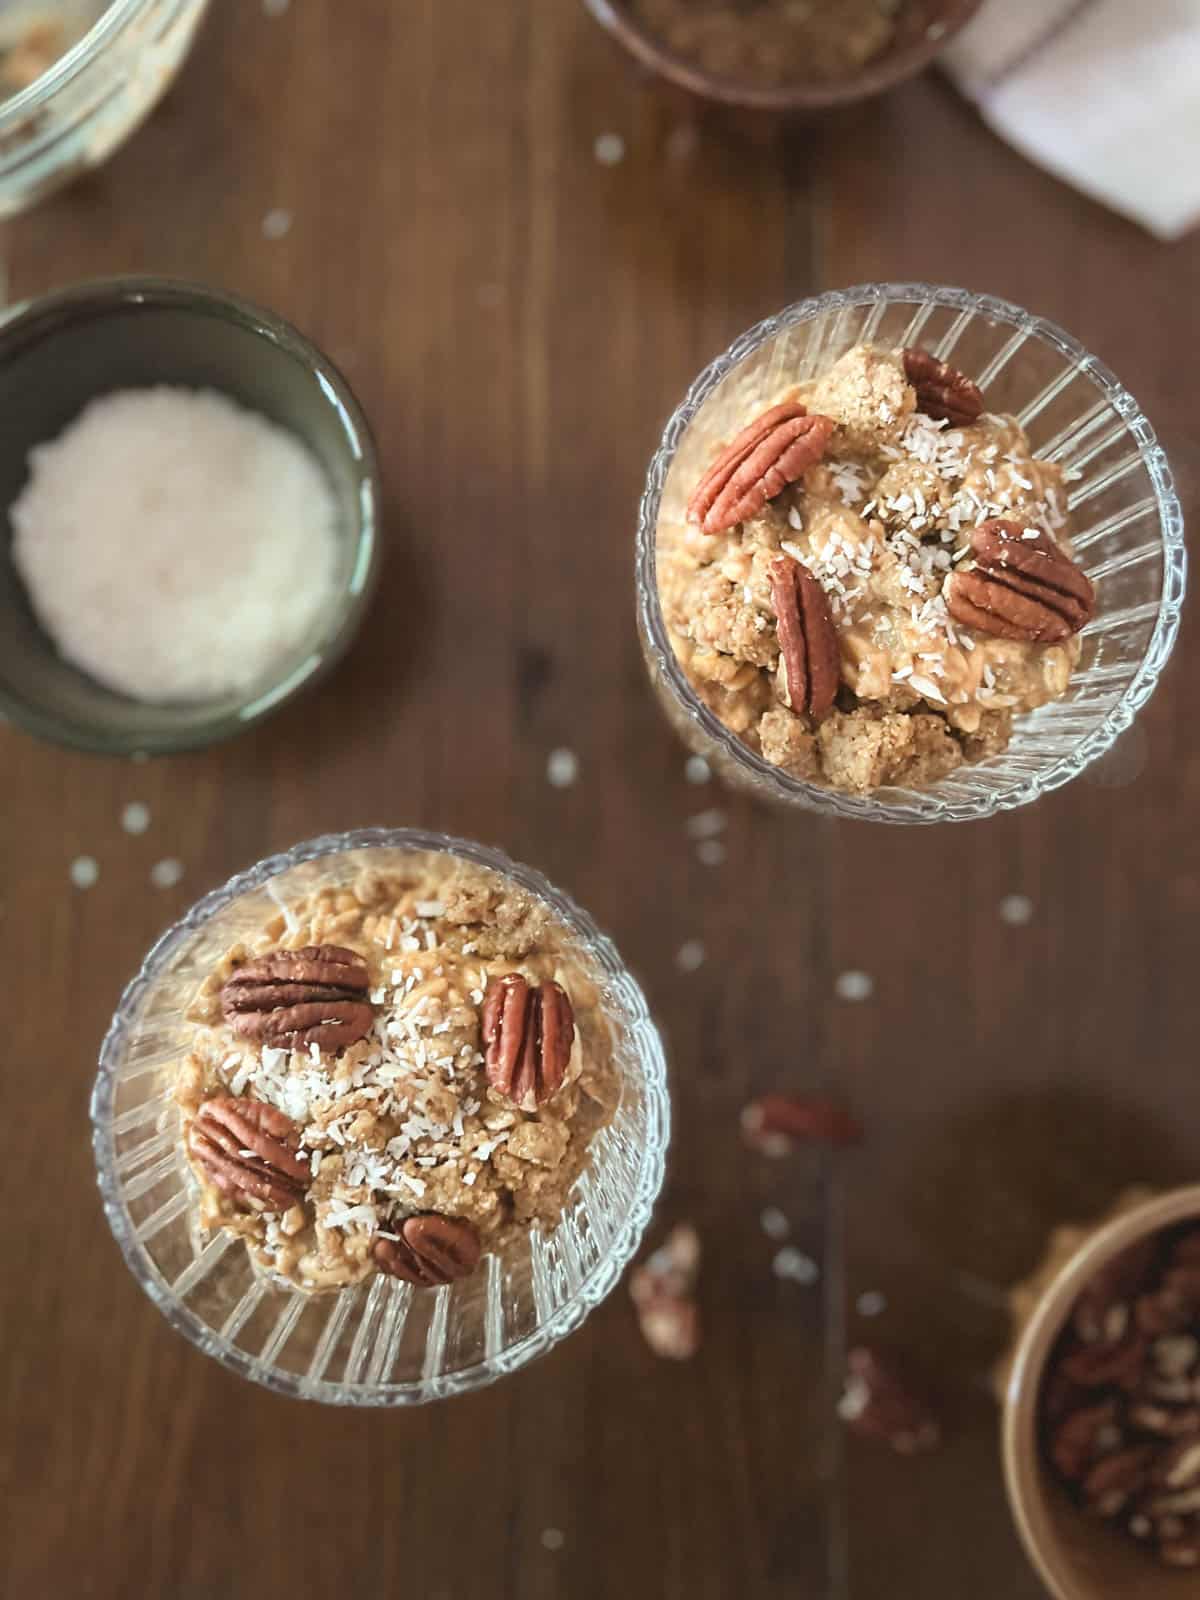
638, 285, 1184, 822
1002, 1187, 1200, 1597
92, 831, 669, 1404
584, 0, 980, 112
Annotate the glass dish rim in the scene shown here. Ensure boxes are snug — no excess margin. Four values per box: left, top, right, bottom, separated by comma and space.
0, 0, 180, 125
90, 826, 671, 1406
0, 273, 381, 757
635, 280, 1187, 824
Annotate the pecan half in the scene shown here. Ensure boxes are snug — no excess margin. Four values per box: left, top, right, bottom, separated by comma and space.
372, 1214, 481, 1288
946, 519, 1095, 642
1130, 1404, 1200, 1438
839, 1347, 940, 1454
1073, 1239, 1156, 1343
1041, 1370, 1088, 1426
902, 348, 984, 427
222, 944, 373, 1053
1161, 1537, 1200, 1568
481, 974, 574, 1111
687, 402, 835, 535
741, 1092, 863, 1156
1137, 1292, 1195, 1337
1049, 1399, 1118, 1481
769, 555, 840, 722
1083, 1445, 1156, 1517
1060, 1334, 1147, 1391
1157, 1436, 1200, 1492
187, 1095, 309, 1212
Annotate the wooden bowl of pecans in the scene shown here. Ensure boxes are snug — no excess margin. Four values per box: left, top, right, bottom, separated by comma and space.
1002, 1187, 1200, 1597
582, 0, 982, 112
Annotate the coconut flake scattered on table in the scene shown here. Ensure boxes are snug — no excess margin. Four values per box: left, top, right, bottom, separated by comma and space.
121, 802, 150, 835
10, 387, 341, 704
593, 132, 625, 166
546, 747, 579, 788
675, 939, 705, 974
760, 1207, 790, 1241
150, 857, 184, 889
835, 970, 874, 1002
999, 894, 1035, 926
773, 1247, 820, 1286
69, 855, 99, 889
685, 808, 726, 840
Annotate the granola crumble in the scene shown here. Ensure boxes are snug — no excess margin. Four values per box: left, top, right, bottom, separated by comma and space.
659, 344, 1087, 794
175, 854, 620, 1292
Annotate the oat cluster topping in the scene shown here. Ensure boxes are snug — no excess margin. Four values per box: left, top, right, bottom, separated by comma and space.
175, 858, 619, 1292
659, 343, 1096, 793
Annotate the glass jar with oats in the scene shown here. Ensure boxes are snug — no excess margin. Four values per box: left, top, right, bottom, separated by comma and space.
91, 830, 669, 1405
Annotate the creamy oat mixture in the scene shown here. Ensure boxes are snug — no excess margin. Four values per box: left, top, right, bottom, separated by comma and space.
659, 344, 1090, 794
176, 856, 620, 1292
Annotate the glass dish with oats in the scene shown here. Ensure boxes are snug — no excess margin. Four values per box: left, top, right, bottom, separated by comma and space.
91, 830, 669, 1404
0, 0, 208, 216
637, 284, 1185, 823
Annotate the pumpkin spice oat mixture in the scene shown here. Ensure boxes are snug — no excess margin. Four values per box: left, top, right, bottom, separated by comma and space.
658, 344, 1096, 794
174, 855, 620, 1293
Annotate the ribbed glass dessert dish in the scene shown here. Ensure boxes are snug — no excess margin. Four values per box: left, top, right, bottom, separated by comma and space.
91, 830, 670, 1405
0, 0, 210, 216
637, 283, 1186, 823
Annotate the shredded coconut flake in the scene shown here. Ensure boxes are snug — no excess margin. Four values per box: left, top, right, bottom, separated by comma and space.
546, 747, 579, 788
685, 808, 726, 840
150, 858, 184, 889
69, 855, 99, 889
120, 801, 151, 835
11, 388, 342, 703
773, 1247, 820, 1285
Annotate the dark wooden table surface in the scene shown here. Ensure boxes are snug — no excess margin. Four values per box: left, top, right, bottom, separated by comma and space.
3, 4, 1198, 1596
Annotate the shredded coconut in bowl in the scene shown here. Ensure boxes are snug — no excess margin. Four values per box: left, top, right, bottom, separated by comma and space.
10, 387, 343, 704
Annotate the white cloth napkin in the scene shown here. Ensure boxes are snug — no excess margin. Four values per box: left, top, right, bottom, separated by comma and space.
943, 0, 1200, 241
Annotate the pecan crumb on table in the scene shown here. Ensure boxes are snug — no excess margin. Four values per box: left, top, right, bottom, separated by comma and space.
839, 1345, 941, 1453
175, 855, 620, 1293
630, 1223, 702, 1359
625, 0, 907, 87
658, 343, 1095, 794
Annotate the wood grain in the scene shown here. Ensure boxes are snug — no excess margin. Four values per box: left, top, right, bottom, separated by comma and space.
2, 5, 1197, 1596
